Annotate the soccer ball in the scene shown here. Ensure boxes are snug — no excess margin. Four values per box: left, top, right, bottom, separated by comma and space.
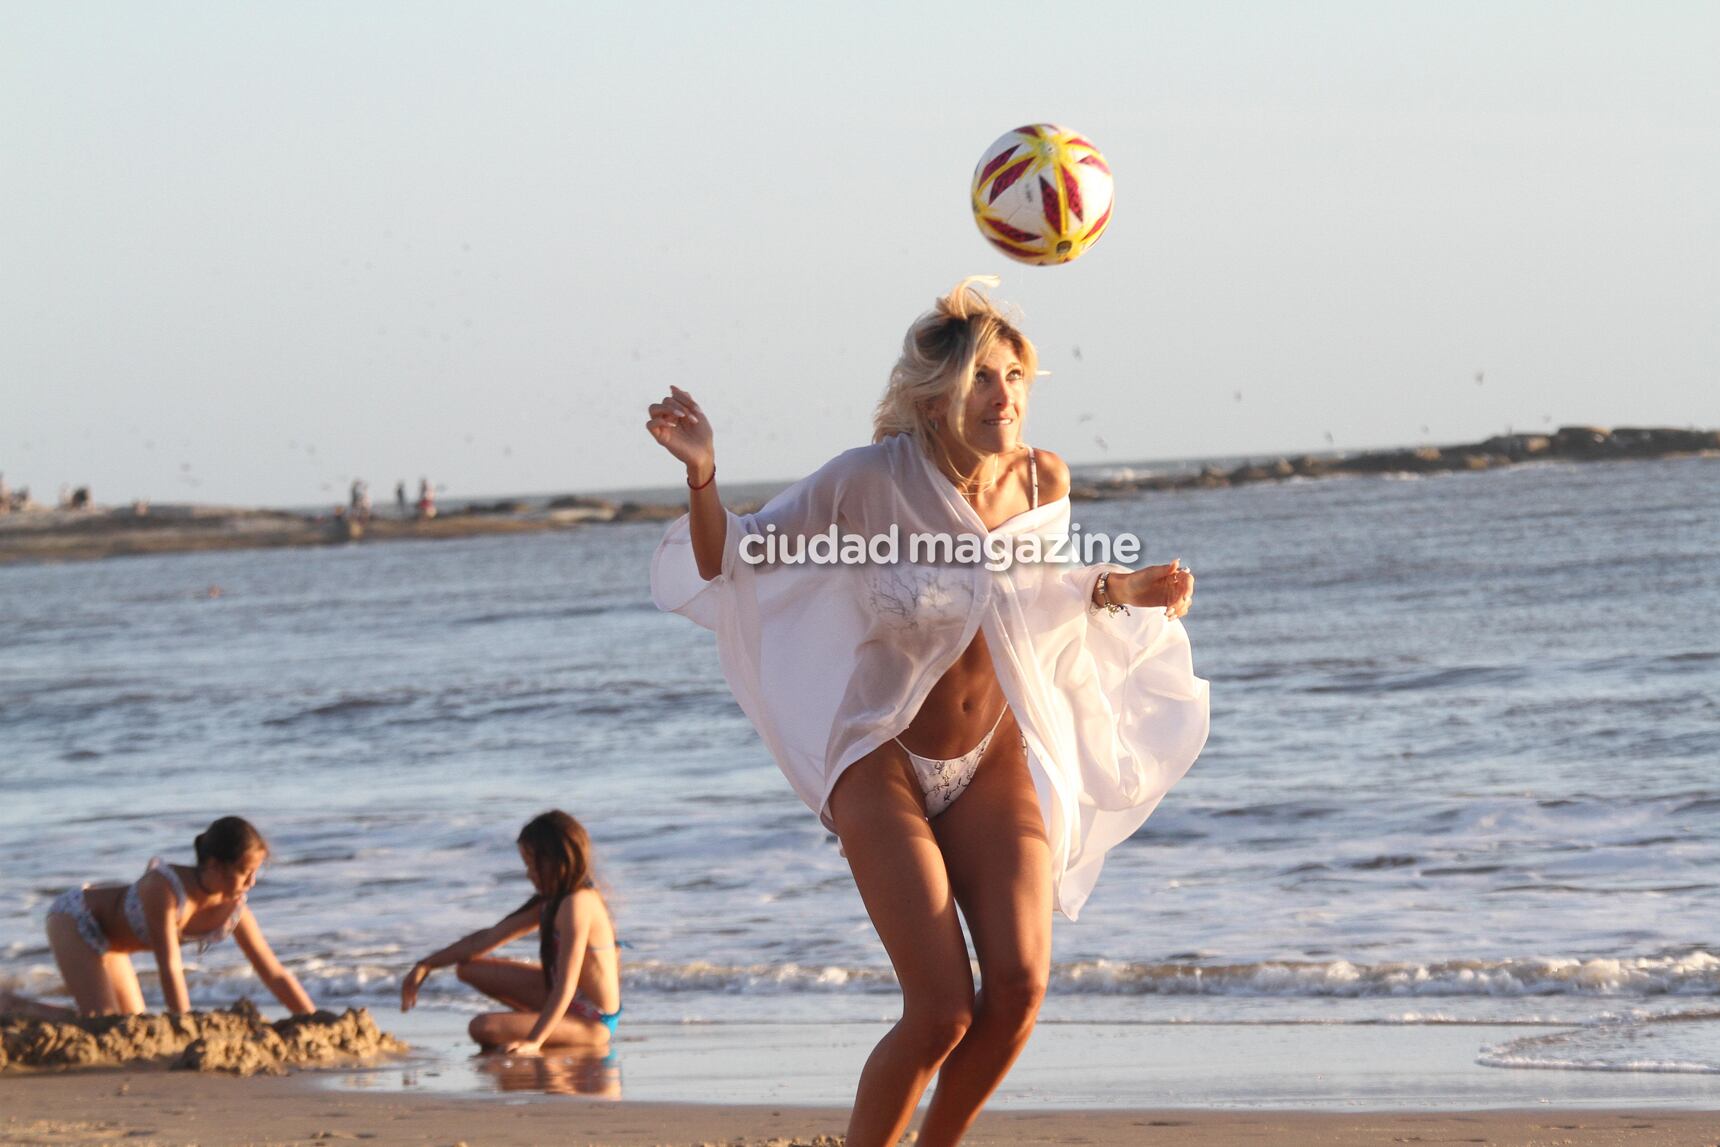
971, 125, 1114, 266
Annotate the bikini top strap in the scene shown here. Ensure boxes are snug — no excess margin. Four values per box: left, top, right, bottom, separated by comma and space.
587, 936, 632, 949
124, 858, 186, 945
1028, 447, 1038, 509
147, 857, 188, 908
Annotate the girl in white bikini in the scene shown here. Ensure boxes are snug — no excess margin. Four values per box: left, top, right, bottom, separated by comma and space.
646, 277, 1209, 1147
38, 816, 315, 1017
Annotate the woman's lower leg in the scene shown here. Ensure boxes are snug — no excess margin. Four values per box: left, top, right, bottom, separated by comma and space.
843, 998, 973, 1147
914, 971, 1045, 1145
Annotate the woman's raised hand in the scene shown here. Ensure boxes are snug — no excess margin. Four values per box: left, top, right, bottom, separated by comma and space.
646, 385, 715, 475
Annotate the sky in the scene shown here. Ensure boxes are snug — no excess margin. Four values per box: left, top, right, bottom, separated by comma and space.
3, 1, 1717, 507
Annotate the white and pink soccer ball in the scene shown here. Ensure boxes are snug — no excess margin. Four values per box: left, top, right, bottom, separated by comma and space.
970, 124, 1114, 266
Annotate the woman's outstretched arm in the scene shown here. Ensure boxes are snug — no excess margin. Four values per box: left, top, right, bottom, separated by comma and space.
401, 903, 540, 1011
1029, 450, 1193, 618
232, 909, 316, 1014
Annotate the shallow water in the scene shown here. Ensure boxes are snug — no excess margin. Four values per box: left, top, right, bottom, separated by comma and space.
3, 455, 1718, 1084
341, 1010, 1720, 1109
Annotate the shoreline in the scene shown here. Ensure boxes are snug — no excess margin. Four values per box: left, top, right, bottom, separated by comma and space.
3, 1072, 1717, 1147
2, 424, 1715, 566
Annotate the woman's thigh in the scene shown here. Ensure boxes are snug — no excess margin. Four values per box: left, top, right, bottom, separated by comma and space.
104, 952, 146, 1015
827, 746, 973, 1003
45, 913, 121, 1015
932, 717, 1054, 981
459, 957, 548, 1012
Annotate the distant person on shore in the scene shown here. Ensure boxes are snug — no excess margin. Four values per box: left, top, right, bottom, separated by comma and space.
349, 479, 371, 522
395, 480, 408, 518
400, 811, 621, 1055
416, 477, 437, 520
34, 816, 317, 1017
0, 472, 9, 514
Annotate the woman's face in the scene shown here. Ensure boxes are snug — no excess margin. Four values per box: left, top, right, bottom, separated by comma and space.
933, 340, 1029, 460
519, 844, 545, 892
209, 850, 264, 898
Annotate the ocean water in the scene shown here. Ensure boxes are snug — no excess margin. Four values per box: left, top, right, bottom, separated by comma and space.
3, 455, 1718, 1084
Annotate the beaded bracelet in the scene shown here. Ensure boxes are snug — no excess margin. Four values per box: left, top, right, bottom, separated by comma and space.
1093, 570, 1130, 616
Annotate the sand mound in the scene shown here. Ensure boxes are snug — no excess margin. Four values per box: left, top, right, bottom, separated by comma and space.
0, 1000, 406, 1075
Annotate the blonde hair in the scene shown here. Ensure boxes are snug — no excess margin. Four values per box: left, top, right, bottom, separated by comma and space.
872, 276, 1039, 458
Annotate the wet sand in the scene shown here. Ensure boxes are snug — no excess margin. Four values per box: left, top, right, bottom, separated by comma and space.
3, 1071, 1718, 1147
5, 1012, 1716, 1146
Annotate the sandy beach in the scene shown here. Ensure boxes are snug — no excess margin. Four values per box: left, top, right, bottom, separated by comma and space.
4, 1072, 1718, 1147
6, 1012, 1717, 1145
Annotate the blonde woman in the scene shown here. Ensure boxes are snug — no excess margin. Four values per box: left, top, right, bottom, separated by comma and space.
646, 278, 1208, 1147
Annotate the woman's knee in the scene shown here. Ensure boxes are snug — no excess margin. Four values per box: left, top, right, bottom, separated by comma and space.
982, 965, 1047, 1031
900, 995, 975, 1061
466, 1014, 497, 1045
454, 959, 479, 985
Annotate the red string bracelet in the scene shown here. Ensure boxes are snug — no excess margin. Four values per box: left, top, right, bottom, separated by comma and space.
687, 465, 716, 491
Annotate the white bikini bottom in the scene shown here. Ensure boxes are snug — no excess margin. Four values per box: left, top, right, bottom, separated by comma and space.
896, 708, 1019, 818
47, 886, 111, 955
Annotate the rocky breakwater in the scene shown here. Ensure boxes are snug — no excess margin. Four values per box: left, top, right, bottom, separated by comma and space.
0, 1000, 406, 1076
0, 497, 623, 564
1070, 425, 1720, 500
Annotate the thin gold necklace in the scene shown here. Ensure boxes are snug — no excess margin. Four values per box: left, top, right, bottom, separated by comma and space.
943, 453, 999, 497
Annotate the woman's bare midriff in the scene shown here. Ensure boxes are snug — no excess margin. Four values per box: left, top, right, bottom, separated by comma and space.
73, 884, 143, 952
892, 448, 1049, 760
898, 630, 1009, 759
74, 875, 228, 954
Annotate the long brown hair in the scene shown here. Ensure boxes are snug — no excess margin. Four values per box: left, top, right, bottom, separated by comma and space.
517, 810, 597, 984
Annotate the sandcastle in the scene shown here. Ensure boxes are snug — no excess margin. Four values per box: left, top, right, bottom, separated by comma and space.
0, 1000, 407, 1076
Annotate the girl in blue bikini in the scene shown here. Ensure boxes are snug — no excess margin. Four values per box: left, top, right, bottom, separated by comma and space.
400, 810, 621, 1054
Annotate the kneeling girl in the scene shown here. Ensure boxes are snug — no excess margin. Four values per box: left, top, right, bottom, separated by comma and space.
401, 810, 621, 1054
